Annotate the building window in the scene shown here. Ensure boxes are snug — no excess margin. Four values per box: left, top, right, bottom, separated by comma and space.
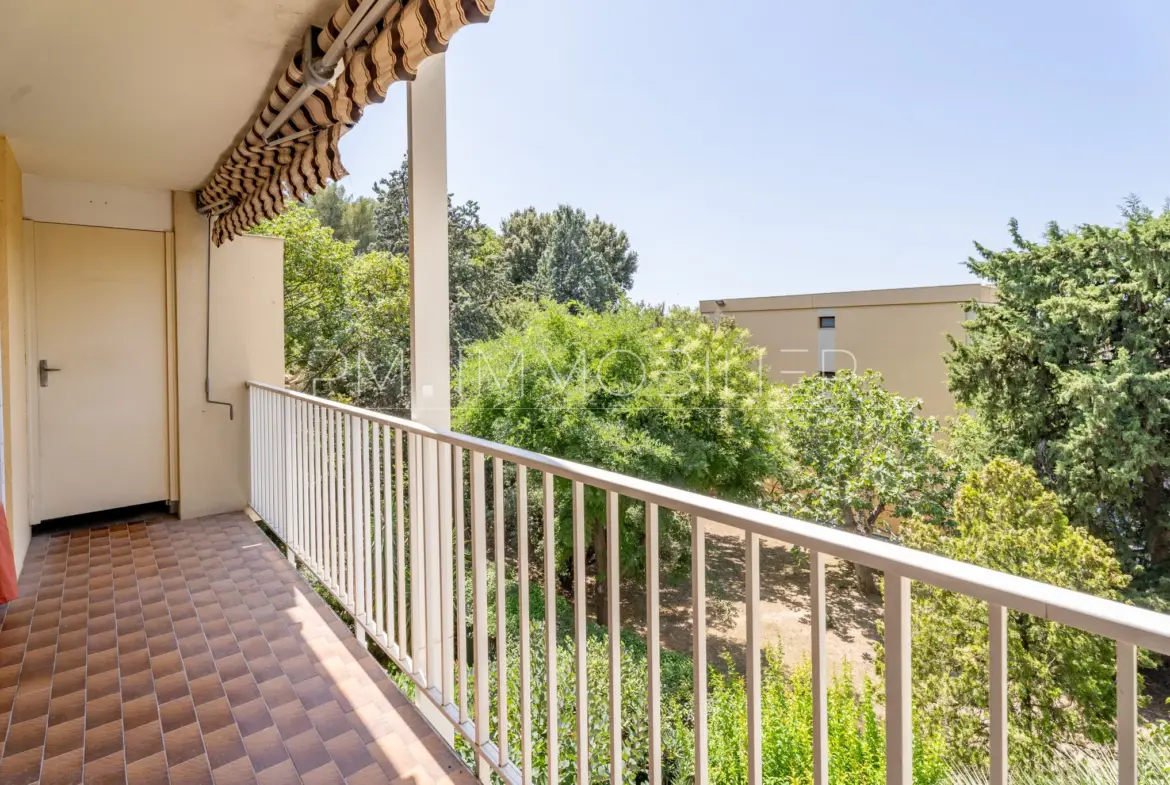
819, 315, 835, 329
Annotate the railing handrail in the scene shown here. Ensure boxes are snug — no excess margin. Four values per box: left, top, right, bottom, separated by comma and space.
246, 380, 1170, 655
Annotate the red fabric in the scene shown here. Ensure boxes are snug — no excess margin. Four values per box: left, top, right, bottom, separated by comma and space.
0, 504, 18, 603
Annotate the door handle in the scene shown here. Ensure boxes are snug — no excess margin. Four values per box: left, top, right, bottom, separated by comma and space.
39, 360, 61, 387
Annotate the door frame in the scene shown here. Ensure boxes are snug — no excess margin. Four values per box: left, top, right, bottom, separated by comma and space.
23, 220, 180, 525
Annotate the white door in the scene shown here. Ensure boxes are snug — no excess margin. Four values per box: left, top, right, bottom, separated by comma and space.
34, 223, 169, 521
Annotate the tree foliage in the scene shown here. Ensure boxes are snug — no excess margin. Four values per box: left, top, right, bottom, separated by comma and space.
453, 302, 785, 623
372, 157, 523, 355
900, 458, 1131, 768
252, 203, 351, 387
500, 205, 638, 310
776, 370, 955, 592
946, 201, 1170, 573
307, 182, 377, 253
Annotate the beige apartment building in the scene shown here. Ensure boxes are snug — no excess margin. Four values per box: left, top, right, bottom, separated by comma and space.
700, 284, 997, 420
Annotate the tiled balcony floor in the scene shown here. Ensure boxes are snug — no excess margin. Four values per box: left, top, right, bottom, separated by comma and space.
0, 511, 474, 785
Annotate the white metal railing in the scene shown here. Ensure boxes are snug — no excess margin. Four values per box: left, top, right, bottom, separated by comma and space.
246, 381, 1170, 785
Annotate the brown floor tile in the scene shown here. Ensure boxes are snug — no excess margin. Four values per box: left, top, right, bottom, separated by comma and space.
124, 718, 164, 764
254, 757, 301, 785
270, 698, 313, 739
170, 752, 214, 785
45, 714, 85, 759
0, 513, 472, 785
82, 751, 126, 784
323, 729, 377, 779
39, 747, 83, 785
4, 715, 47, 756
195, 695, 235, 736
122, 694, 159, 732
244, 724, 289, 773
301, 761, 347, 785
233, 696, 274, 737
204, 722, 249, 769
285, 729, 332, 776
125, 751, 170, 785
84, 716, 124, 763
210, 755, 258, 785
159, 694, 198, 733
164, 720, 206, 768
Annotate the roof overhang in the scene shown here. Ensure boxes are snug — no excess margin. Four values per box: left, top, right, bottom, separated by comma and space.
0, 0, 340, 191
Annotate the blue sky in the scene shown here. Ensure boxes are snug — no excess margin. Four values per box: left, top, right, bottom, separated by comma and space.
338, 0, 1170, 307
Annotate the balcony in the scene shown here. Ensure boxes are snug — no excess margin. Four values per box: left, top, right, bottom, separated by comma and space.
246, 382, 1170, 785
0, 511, 473, 784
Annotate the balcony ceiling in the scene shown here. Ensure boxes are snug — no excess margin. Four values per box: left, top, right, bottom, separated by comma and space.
0, 0, 339, 192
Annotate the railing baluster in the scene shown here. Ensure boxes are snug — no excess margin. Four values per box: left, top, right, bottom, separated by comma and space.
573, 480, 589, 784
543, 472, 558, 784
255, 389, 262, 517
989, 603, 1007, 785
331, 409, 340, 593
455, 446, 468, 725
746, 532, 762, 785
410, 433, 424, 677
294, 399, 303, 556
885, 572, 912, 785
517, 465, 532, 783
1118, 641, 1137, 785
395, 429, 407, 655
383, 425, 394, 646
307, 403, 314, 563
282, 395, 291, 552
360, 419, 372, 631
346, 414, 358, 607
647, 503, 662, 785
304, 402, 313, 561
471, 452, 490, 773
372, 423, 383, 641
493, 457, 509, 767
282, 395, 290, 543
312, 405, 321, 573
424, 437, 443, 686
693, 515, 708, 785
607, 490, 622, 785
439, 442, 455, 707
248, 387, 255, 512
811, 549, 828, 785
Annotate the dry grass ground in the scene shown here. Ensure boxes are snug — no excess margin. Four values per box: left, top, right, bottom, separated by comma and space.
622, 520, 882, 683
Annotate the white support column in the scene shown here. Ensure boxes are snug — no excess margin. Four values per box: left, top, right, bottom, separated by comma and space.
408, 54, 452, 430
408, 52, 454, 742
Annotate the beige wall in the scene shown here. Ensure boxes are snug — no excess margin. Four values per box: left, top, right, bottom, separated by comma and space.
0, 170, 283, 577
0, 138, 30, 572
173, 192, 284, 520
701, 285, 996, 421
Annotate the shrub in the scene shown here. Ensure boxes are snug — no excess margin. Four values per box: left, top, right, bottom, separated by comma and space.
901, 458, 1132, 769
473, 578, 948, 783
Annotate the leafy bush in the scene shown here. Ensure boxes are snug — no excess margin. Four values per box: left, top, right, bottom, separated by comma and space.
473, 579, 948, 784
775, 370, 955, 594
901, 458, 1133, 769
455, 301, 787, 624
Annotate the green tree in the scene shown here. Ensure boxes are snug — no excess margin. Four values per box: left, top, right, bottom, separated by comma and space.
308, 182, 378, 253
945, 201, 1170, 572
900, 458, 1132, 768
251, 203, 352, 388
371, 157, 514, 356
339, 195, 377, 254
454, 302, 785, 624
777, 370, 954, 593
500, 205, 638, 310
341, 250, 411, 413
